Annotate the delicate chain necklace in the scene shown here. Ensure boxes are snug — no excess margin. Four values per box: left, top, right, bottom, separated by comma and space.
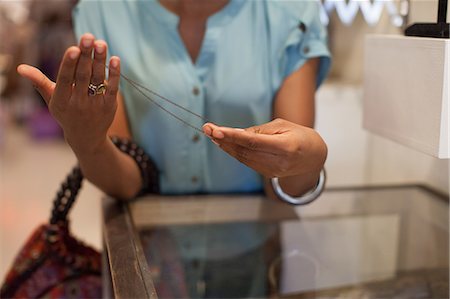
105, 65, 209, 133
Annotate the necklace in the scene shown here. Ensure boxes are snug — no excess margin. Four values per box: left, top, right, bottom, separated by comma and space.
105, 65, 209, 133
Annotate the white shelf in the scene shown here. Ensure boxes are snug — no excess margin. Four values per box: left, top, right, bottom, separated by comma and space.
363, 35, 449, 159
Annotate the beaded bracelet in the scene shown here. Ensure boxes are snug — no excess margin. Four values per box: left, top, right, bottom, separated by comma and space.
111, 136, 160, 195
50, 137, 159, 224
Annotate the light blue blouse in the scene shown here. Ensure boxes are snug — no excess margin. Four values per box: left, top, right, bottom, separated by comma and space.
73, 0, 331, 195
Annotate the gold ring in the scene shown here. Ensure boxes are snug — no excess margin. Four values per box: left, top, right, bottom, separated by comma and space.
88, 82, 107, 96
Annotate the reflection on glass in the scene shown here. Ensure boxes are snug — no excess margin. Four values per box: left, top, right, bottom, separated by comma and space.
136, 187, 448, 299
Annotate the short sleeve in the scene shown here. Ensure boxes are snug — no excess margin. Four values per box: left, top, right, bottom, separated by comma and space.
269, 0, 331, 88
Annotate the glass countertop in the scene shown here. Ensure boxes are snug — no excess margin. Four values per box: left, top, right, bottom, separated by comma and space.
130, 186, 449, 299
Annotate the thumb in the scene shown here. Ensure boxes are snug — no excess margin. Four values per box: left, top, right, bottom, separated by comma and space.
17, 64, 55, 105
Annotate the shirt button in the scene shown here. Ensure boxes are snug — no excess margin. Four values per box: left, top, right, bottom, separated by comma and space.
192, 134, 200, 143
303, 46, 310, 54
192, 86, 200, 96
191, 176, 198, 183
298, 21, 307, 33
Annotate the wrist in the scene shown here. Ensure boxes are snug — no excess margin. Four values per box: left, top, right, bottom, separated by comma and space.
66, 134, 110, 157
278, 171, 320, 197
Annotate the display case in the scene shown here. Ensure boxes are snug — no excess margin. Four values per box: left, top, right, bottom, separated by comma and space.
102, 186, 448, 298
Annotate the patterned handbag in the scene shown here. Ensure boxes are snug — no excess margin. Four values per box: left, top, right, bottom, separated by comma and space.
1, 137, 160, 298
0, 166, 102, 299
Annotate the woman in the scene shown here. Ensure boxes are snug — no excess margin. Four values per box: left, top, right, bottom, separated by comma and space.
18, 0, 331, 297
18, 0, 330, 200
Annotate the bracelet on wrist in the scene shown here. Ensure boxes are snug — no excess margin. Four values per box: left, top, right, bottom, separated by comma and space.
111, 136, 160, 195
270, 169, 325, 205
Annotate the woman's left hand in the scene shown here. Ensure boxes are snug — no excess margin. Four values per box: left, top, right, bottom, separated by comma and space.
202, 118, 327, 179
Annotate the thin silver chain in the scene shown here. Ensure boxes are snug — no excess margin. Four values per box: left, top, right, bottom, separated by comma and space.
104, 65, 208, 133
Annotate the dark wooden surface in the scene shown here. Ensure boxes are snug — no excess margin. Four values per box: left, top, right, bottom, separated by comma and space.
102, 197, 157, 299
130, 194, 299, 228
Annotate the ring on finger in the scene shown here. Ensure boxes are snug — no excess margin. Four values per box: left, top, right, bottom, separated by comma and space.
88, 82, 107, 96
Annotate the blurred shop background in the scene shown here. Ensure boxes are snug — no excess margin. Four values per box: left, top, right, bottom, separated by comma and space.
0, 0, 449, 281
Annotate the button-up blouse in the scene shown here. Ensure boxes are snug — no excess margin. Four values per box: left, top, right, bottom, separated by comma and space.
73, 0, 331, 195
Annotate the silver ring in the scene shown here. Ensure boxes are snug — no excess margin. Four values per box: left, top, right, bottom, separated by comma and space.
88, 82, 107, 96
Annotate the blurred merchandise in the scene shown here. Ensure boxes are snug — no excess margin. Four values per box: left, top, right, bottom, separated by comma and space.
0, 0, 76, 140
27, 107, 63, 140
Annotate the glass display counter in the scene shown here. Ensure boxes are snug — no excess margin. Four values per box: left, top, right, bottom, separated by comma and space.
102, 185, 448, 299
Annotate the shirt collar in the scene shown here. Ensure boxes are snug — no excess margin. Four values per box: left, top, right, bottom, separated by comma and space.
146, 0, 245, 29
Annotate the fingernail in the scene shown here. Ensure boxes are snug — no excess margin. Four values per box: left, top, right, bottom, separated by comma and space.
111, 58, 119, 68
211, 139, 220, 146
234, 128, 245, 131
95, 45, 105, 54
82, 38, 93, 48
69, 49, 80, 60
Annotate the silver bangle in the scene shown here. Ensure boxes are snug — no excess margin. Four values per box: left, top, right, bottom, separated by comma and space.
270, 169, 326, 205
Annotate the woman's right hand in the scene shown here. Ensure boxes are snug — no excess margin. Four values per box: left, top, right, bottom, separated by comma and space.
17, 33, 121, 154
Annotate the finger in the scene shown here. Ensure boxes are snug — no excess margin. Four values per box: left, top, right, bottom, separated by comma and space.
104, 56, 121, 103
218, 142, 280, 177
91, 40, 107, 85
202, 123, 213, 137
218, 141, 279, 163
245, 118, 291, 135
17, 64, 55, 105
52, 46, 81, 104
73, 33, 95, 97
213, 126, 286, 153
202, 122, 224, 139
204, 122, 285, 153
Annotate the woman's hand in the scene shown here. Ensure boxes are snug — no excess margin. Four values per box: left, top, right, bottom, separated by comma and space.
202, 118, 327, 179
17, 33, 121, 154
